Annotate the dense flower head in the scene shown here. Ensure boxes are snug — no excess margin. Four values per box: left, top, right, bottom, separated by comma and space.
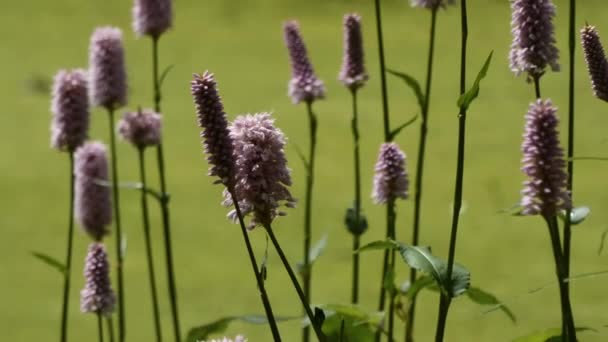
222, 113, 296, 228
410, 0, 455, 9
132, 0, 172, 38
75, 142, 112, 240
520, 99, 570, 217
372, 143, 409, 204
118, 109, 162, 148
339, 14, 368, 90
581, 25, 608, 102
509, 0, 560, 78
80, 243, 116, 316
89, 27, 128, 110
50, 69, 90, 152
284, 21, 326, 104
202, 336, 247, 342
191, 71, 235, 185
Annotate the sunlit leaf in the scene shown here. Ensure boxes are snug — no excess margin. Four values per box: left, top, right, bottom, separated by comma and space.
389, 114, 419, 140
559, 206, 590, 225
356, 240, 399, 253
386, 69, 425, 111
401, 276, 434, 299
31, 252, 66, 275
457, 51, 493, 111
309, 233, 328, 264
512, 327, 595, 342
467, 287, 516, 323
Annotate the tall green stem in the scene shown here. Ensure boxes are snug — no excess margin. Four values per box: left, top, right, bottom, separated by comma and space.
137, 148, 163, 342
374, 0, 391, 141
98, 314, 105, 342
387, 200, 397, 342
407, 8, 438, 341
59, 152, 75, 342
375, 199, 396, 342
350, 88, 362, 304
265, 224, 326, 342
434, 0, 467, 340
107, 317, 115, 342
107, 108, 125, 342
152, 35, 181, 342
302, 100, 318, 342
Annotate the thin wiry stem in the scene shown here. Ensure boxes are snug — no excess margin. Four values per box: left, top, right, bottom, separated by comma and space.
265, 223, 326, 342
374, 0, 391, 141
350, 88, 362, 304
98, 313, 105, 342
435, 0, 467, 340
107, 317, 115, 342
107, 108, 125, 342
533, 75, 542, 99
407, 8, 438, 341
387, 200, 397, 342
152, 35, 181, 342
375, 198, 396, 342
137, 148, 163, 342
302, 100, 318, 342
59, 152, 75, 342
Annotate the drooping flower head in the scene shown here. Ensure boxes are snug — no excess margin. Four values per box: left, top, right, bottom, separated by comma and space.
51, 69, 90, 152
89, 27, 128, 110
509, 0, 560, 79
118, 109, 162, 148
132, 0, 172, 38
339, 14, 368, 90
202, 336, 247, 342
75, 142, 112, 240
223, 113, 296, 228
410, 0, 455, 9
372, 143, 409, 204
581, 25, 608, 102
284, 21, 326, 104
80, 243, 116, 316
520, 99, 570, 217
191, 71, 235, 186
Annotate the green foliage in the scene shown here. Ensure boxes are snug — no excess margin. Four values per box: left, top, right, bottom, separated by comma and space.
388, 114, 419, 141
559, 206, 591, 225
457, 51, 494, 111
314, 304, 382, 342
467, 287, 516, 323
186, 315, 298, 342
512, 327, 595, 342
386, 69, 425, 111
31, 251, 66, 275
297, 233, 328, 276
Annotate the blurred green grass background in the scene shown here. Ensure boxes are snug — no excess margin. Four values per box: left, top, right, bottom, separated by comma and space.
2, 0, 608, 340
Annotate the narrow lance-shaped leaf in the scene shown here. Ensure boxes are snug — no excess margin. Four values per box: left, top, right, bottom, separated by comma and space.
457, 51, 494, 110
356, 240, 399, 253
386, 69, 425, 111
31, 252, 66, 275
467, 287, 516, 323
389, 114, 419, 140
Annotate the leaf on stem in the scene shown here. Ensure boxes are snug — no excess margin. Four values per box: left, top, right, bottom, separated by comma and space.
388, 114, 419, 140
386, 69, 425, 112
355, 240, 400, 253
297, 233, 328, 276
308, 304, 382, 341
457, 51, 493, 111
158, 64, 175, 90
31, 252, 66, 275
467, 287, 516, 323
186, 315, 298, 342
559, 206, 590, 225
598, 229, 608, 255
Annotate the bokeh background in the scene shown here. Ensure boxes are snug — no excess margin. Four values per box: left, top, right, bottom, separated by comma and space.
2, 0, 608, 340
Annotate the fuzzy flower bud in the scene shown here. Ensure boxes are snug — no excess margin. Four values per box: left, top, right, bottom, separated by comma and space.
89, 27, 128, 110
118, 109, 162, 148
132, 0, 172, 38
191, 72, 235, 185
80, 243, 116, 316
223, 113, 296, 228
284, 21, 326, 104
581, 25, 608, 102
509, 0, 560, 79
50, 69, 90, 152
372, 143, 409, 204
339, 14, 368, 90
410, 0, 455, 9
520, 99, 570, 217
75, 142, 112, 240
203, 336, 247, 342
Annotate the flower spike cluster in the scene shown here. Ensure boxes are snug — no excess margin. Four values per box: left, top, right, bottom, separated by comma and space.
132, 0, 173, 38
339, 14, 368, 90
75, 142, 112, 240
372, 143, 409, 204
509, 0, 560, 79
50, 69, 90, 152
80, 242, 116, 316
520, 99, 570, 217
89, 27, 128, 110
581, 25, 608, 102
118, 109, 162, 148
284, 21, 326, 104
223, 113, 296, 228
410, 0, 455, 9
191, 72, 235, 186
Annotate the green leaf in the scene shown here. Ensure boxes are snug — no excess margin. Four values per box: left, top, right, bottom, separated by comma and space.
386, 69, 425, 111
31, 252, 66, 275
512, 327, 595, 342
598, 229, 608, 255
397, 245, 470, 297
467, 287, 516, 323
401, 275, 434, 299
309, 233, 328, 264
158, 64, 175, 90
559, 206, 590, 225
457, 51, 493, 110
321, 314, 375, 342
186, 315, 298, 342
356, 240, 399, 253
383, 269, 396, 293
389, 114, 419, 140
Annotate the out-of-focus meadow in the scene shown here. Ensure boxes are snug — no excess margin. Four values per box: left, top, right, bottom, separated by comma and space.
2, 0, 608, 340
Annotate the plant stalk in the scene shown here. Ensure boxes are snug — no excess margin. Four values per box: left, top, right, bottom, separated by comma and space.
376, 198, 396, 342
387, 199, 397, 342
374, 0, 391, 141
533, 75, 542, 99
265, 223, 326, 342
107, 317, 115, 342
59, 152, 75, 342
350, 88, 362, 304
406, 7, 438, 341
137, 148, 163, 342
98, 313, 105, 342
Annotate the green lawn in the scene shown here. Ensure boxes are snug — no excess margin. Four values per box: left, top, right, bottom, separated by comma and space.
2, 0, 608, 340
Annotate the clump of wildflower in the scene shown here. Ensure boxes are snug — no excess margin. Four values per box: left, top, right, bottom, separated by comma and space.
132, 0, 172, 38
80, 242, 116, 316
372, 143, 409, 204
284, 21, 325, 104
191, 71, 235, 185
581, 25, 608, 102
520, 99, 571, 217
75, 142, 112, 240
410, 0, 455, 9
118, 109, 162, 148
89, 27, 128, 110
223, 113, 296, 228
51, 69, 90, 152
339, 14, 368, 90
509, 0, 560, 79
